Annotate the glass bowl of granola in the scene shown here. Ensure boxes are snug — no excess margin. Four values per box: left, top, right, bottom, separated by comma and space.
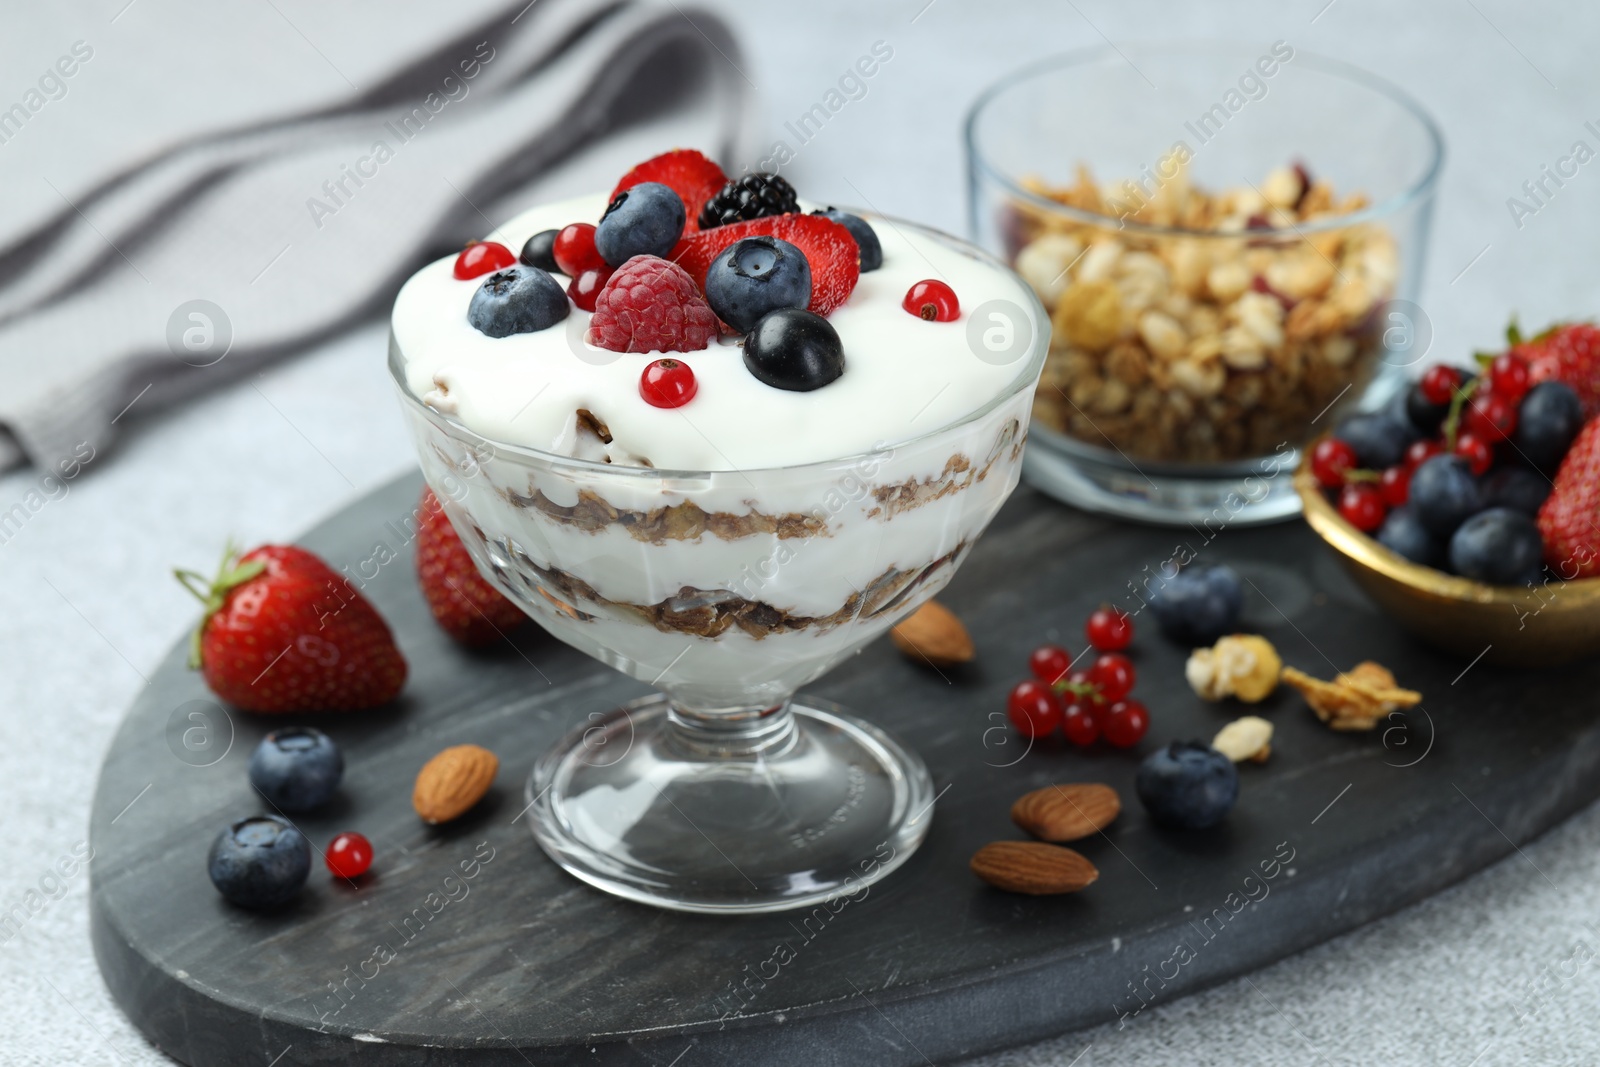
966, 43, 1443, 525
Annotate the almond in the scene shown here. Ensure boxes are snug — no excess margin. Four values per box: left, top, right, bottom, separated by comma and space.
1010, 783, 1121, 842
889, 601, 974, 667
970, 841, 1099, 895
412, 744, 498, 824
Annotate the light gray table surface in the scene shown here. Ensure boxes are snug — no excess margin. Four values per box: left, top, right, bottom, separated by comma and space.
4, 1, 1598, 1063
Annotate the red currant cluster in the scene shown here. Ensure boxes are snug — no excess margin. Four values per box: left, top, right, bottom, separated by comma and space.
1005, 607, 1149, 749
1310, 355, 1532, 532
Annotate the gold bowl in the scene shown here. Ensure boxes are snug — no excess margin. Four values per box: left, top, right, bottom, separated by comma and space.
1294, 441, 1600, 667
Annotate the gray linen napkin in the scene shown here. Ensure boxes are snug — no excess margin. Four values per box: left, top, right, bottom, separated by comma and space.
0, 0, 745, 472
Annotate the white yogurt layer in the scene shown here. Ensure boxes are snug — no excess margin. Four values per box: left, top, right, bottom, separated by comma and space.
393, 193, 1034, 471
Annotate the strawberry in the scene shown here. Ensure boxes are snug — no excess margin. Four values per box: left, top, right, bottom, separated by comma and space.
1537, 416, 1600, 578
1510, 321, 1600, 417
610, 149, 727, 234
177, 544, 406, 713
416, 487, 527, 644
669, 214, 861, 317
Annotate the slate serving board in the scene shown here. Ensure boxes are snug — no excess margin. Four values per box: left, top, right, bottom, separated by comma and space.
90, 472, 1600, 1066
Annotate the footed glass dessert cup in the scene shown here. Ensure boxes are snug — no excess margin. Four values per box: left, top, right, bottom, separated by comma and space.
389, 228, 1049, 913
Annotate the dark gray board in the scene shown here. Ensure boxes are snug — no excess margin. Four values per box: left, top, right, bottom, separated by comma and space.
90, 472, 1600, 1066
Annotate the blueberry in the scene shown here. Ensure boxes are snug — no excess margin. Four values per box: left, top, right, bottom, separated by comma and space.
1448, 507, 1544, 585
468, 266, 568, 338
743, 308, 845, 391
1381, 390, 1425, 444
1480, 464, 1551, 516
1410, 455, 1483, 537
705, 236, 813, 333
249, 727, 343, 813
1404, 383, 1449, 436
1514, 381, 1584, 471
519, 228, 559, 273
1135, 742, 1239, 829
207, 815, 311, 909
595, 182, 685, 266
1405, 371, 1476, 436
1333, 413, 1411, 469
1146, 564, 1243, 647
1376, 505, 1442, 567
811, 208, 882, 272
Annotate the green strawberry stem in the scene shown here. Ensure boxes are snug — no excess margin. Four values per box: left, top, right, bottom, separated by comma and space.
174, 541, 266, 669
1344, 468, 1381, 483
1441, 376, 1480, 451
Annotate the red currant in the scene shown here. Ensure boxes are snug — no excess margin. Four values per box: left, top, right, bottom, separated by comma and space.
1488, 353, 1531, 403
453, 241, 515, 280
1062, 703, 1100, 747
903, 279, 959, 322
326, 832, 373, 879
1454, 431, 1494, 476
567, 267, 612, 312
1088, 653, 1135, 703
1337, 482, 1387, 532
1064, 667, 1102, 705
552, 222, 605, 276
639, 358, 697, 408
1463, 391, 1517, 443
1101, 699, 1150, 748
1310, 437, 1359, 489
1085, 606, 1133, 651
1007, 680, 1063, 739
1404, 439, 1444, 470
1378, 465, 1411, 507
1419, 364, 1463, 405
1028, 644, 1072, 685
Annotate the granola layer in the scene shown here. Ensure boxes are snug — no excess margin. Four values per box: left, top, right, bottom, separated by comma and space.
503, 487, 828, 543
512, 544, 968, 639
869, 419, 1024, 519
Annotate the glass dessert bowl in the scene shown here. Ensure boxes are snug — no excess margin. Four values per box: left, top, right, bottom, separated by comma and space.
966, 43, 1443, 526
389, 156, 1048, 913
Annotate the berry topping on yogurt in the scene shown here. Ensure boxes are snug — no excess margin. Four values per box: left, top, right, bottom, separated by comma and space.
396, 148, 1037, 469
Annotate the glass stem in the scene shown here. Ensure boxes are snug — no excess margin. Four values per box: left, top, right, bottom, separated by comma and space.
664, 699, 798, 759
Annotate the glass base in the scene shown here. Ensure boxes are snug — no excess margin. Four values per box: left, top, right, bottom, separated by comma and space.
527, 694, 935, 914
1022, 427, 1303, 528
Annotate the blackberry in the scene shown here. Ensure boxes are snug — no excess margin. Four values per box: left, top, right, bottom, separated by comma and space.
698, 172, 800, 229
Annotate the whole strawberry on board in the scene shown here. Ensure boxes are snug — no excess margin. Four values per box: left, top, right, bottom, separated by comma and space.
1538, 416, 1600, 579
416, 487, 527, 645
176, 544, 407, 713
1510, 320, 1600, 418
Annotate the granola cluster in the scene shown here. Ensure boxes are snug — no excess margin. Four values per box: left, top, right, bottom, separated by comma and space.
1185, 634, 1282, 703
1282, 661, 1421, 731
1012, 163, 1400, 462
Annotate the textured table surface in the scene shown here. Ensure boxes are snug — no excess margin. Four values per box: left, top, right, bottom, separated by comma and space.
6, 1, 1600, 1064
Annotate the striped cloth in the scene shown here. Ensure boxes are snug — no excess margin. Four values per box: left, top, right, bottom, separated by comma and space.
0, 0, 744, 472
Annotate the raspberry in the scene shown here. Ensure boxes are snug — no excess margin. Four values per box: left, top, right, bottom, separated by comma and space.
586, 255, 719, 354
699, 172, 800, 229
671, 214, 861, 318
